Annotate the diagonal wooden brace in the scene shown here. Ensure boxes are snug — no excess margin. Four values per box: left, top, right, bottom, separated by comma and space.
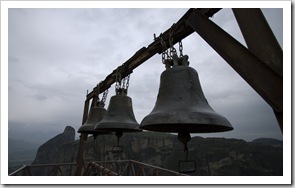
185, 9, 283, 131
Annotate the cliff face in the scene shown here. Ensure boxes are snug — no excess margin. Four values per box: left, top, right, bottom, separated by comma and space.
32, 127, 283, 176
32, 126, 75, 165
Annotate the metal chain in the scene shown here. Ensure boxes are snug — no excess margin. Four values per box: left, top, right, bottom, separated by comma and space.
114, 65, 131, 94
125, 74, 130, 90
119, 74, 131, 90
169, 47, 177, 58
115, 68, 121, 90
162, 51, 166, 64
160, 25, 180, 68
160, 34, 169, 64
95, 83, 101, 107
122, 76, 126, 89
101, 89, 108, 104
179, 40, 183, 57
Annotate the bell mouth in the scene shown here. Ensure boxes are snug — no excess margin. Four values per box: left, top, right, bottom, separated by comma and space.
78, 125, 112, 135
94, 93, 142, 133
95, 124, 142, 133
95, 114, 142, 133
140, 123, 233, 133
140, 63, 233, 134
140, 111, 233, 133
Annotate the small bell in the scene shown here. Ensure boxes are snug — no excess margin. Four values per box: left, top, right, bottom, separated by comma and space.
95, 88, 142, 133
78, 101, 111, 138
95, 84, 142, 155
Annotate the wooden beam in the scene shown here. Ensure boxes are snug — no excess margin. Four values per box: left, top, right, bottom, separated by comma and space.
232, 8, 283, 77
232, 8, 283, 131
185, 9, 283, 118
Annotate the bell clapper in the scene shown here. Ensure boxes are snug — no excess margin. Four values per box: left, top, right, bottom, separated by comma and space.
177, 131, 196, 174
93, 133, 98, 140
184, 144, 189, 161
177, 131, 191, 160
115, 131, 123, 147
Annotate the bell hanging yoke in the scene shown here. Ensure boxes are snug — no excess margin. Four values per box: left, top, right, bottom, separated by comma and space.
140, 55, 233, 133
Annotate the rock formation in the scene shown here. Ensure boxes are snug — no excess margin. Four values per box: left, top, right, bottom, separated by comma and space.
32, 126, 75, 165
31, 126, 283, 176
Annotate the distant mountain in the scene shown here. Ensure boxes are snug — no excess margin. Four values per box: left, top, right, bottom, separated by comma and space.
252, 138, 283, 147
8, 138, 40, 154
32, 126, 75, 165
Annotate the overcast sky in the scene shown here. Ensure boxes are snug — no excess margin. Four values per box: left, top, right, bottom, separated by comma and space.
7, 7, 283, 143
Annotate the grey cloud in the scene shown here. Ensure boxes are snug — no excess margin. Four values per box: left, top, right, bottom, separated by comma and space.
8, 56, 21, 64
23, 75, 94, 102
7, 8, 283, 143
212, 9, 247, 47
261, 8, 283, 48
32, 94, 48, 101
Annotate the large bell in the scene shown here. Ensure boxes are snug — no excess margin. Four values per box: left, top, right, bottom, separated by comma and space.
95, 89, 142, 133
140, 55, 233, 133
78, 101, 111, 137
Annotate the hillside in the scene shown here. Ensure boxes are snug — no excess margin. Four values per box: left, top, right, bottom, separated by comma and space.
29, 127, 283, 176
